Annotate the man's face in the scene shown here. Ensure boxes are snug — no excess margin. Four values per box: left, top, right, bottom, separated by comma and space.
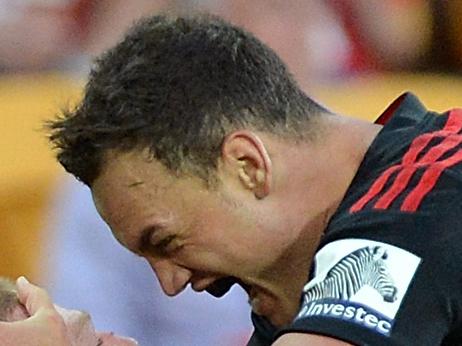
92, 149, 301, 326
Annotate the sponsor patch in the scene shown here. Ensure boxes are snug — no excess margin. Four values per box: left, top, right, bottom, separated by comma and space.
295, 239, 421, 336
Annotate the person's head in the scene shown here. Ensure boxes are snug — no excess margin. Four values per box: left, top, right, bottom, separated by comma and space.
0, 278, 137, 345
49, 13, 328, 187
48, 14, 333, 326
0, 278, 28, 322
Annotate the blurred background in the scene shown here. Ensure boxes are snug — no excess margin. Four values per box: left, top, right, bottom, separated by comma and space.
0, 0, 461, 345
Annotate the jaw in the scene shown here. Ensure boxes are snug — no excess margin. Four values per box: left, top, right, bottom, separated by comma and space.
205, 275, 301, 327
249, 284, 302, 327
248, 253, 315, 326
204, 225, 317, 327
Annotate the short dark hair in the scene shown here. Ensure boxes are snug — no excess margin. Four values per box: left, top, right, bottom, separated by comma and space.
48, 14, 329, 186
0, 278, 20, 322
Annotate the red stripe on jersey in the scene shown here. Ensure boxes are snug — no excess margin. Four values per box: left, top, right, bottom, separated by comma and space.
350, 126, 442, 212
443, 109, 462, 132
350, 109, 462, 213
401, 109, 462, 211
401, 149, 462, 211
373, 166, 418, 209
374, 133, 462, 209
349, 166, 400, 212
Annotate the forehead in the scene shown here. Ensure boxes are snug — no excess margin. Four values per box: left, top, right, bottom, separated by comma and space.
93, 149, 176, 198
91, 150, 175, 243
99, 149, 169, 181
91, 149, 212, 251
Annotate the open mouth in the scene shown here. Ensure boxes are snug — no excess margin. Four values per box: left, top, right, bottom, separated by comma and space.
205, 276, 251, 297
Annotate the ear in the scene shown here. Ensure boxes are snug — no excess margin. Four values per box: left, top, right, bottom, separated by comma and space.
220, 130, 272, 199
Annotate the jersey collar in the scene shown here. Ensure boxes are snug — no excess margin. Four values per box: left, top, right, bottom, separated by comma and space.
374, 92, 427, 125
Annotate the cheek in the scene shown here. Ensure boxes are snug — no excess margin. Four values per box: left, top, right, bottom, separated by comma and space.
182, 197, 263, 262
194, 215, 259, 264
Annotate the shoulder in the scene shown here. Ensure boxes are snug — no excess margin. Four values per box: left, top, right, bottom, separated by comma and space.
273, 333, 353, 346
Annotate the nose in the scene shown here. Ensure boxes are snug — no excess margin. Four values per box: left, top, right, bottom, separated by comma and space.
147, 258, 192, 296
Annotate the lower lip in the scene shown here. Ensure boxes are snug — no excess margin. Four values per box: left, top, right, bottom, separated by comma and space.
249, 295, 260, 311
249, 288, 272, 317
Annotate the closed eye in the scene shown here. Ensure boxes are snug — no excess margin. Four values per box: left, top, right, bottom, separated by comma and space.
138, 225, 182, 258
153, 234, 176, 255
138, 226, 160, 255
147, 234, 181, 258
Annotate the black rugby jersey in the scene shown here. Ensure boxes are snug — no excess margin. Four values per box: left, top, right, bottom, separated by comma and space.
249, 93, 462, 346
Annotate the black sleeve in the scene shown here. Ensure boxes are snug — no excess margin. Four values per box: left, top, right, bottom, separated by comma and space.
276, 205, 462, 346
247, 331, 271, 346
247, 313, 276, 346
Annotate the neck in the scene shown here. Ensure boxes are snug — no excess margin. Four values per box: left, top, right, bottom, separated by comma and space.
260, 114, 382, 326
321, 114, 382, 217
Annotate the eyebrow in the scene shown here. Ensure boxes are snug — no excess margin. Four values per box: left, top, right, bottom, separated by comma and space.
127, 181, 145, 188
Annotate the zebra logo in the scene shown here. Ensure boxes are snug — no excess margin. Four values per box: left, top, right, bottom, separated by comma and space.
295, 239, 421, 336
303, 246, 398, 304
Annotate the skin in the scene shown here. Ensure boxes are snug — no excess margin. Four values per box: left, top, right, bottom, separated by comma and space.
91, 113, 381, 345
274, 333, 353, 346
0, 277, 137, 346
